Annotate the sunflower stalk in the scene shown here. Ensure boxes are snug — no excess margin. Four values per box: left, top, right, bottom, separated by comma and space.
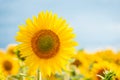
19, 73, 25, 80
37, 69, 41, 80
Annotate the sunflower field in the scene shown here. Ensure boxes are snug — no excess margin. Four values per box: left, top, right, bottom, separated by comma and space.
0, 11, 120, 80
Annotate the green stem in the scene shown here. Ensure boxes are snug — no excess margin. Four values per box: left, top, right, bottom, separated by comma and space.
20, 74, 24, 80
37, 69, 41, 80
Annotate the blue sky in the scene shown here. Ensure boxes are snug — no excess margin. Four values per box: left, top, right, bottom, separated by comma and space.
0, 0, 120, 51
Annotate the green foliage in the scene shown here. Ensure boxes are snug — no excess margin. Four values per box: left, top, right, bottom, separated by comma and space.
97, 70, 116, 80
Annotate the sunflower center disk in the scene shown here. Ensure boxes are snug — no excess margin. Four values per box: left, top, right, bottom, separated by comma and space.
72, 59, 82, 67
3, 60, 12, 71
38, 35, 54, 52
32, 30, 60, 59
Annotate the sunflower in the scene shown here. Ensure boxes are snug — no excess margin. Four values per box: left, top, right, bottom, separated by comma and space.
71, 50, 92, 79
115, 68, 120, 80
0, 54, 19, 76
6, 44, 17, 56
16, 11, 77, 77
113, 52, 120, 67
91, 62, 117, 80
95, 49, 115, 63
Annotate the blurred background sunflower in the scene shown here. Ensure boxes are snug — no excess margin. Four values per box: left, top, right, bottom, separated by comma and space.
0, 54, 19, 76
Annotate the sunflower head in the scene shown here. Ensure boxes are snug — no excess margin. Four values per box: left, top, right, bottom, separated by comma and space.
91, 62, 117, 80
72, 50, 89, 67
16, 11, 77, 77
71, 50, 92, 79
0, 54, 19, 76
6, 44, 17, 56
113, 53, 120, 66
95, 49, 115, 63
